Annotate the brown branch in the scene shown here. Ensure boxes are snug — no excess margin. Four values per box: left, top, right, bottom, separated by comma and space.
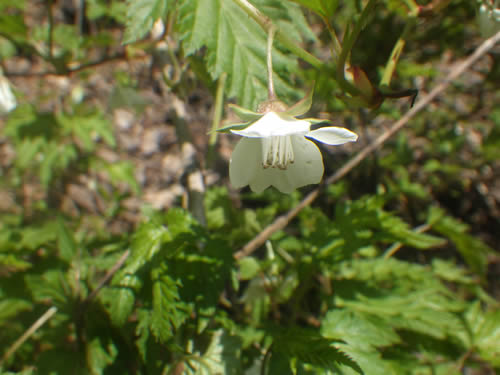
234, 30, 500, 260
4, 52, 149, 78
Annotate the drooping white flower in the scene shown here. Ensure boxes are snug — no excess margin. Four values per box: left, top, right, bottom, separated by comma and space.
224, 94, 358, 193
0, 73, 16, 115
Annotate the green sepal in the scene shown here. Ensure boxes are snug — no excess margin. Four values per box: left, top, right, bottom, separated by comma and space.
214, 122, 251, 133
303, 117, 331, 125
229, 104, 262, 122
283, 86, 314, 117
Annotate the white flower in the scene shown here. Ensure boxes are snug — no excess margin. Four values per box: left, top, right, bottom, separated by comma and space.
229, 111, 357, 193
0, 74, 16, 115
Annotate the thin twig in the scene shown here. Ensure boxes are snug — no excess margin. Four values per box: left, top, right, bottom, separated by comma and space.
82, 249, 131, 307
4, 52, 147, 78
1, 306, 58, 365
234, 30, 500, 260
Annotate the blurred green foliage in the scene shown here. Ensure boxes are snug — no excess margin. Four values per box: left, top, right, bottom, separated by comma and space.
0, 0, 499, 374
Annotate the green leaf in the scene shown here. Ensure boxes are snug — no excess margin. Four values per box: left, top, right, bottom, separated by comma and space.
321, 310, 400, 375
184, 330, 242, 375
25, 270, 70, 309
322, 310, 400, 351
178, 0, 299, 109
123, 0, 169, 43
238, 257, 261, 280
463, 302, 500, 366
87, 337, 118, 375
123, 220, 171, 275
475, 310, 500, 365
99, 160, 140, 194
150, 273, 185, 342
57, 219, 77, 262
289, 0, 338, 18
428, 206, 492, 275
100, 287, 135, 326
271, 326, 363, 374
0, 299, 32, 324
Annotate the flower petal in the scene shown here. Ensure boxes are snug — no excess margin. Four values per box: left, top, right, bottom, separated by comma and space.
306, 127, 358, 145
231, 112, 310, 138
229, 137, 261, 189
248, 136, 324, 193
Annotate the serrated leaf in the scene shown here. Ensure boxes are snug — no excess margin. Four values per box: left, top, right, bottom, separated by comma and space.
322, 310, 400, 351
123, 0, 169, 43
178, 0, 299, 109
87, 337, 118, 375
464, 303, 500, 365
100, 287, 135, 326
429, 206, 492, 275
271, 326, 363, 374
0, 299, 32, 324
184, 330, 242, 375
150, 274, 185, 342
25, 270, 69, 309
123, 221, 170, 275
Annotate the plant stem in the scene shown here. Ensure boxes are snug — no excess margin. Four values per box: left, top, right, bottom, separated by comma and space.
321, 15, 343, 58
267, 26, 276, 100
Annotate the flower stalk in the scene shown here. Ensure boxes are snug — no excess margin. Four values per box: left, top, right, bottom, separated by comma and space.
267, 26, 276, 100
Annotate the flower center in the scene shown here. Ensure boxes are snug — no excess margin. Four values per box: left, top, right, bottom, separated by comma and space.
261, 136, 295, 170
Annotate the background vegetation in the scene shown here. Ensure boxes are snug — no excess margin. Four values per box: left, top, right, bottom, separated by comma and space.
0, 0, 499, 374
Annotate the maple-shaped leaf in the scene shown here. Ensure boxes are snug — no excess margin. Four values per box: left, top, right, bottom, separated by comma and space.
178, 0, 306, 109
